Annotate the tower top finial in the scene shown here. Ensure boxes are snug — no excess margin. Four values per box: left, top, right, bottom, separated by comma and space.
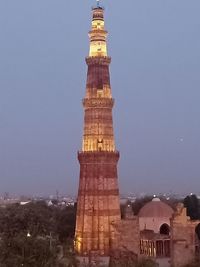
92, 0, 104, 11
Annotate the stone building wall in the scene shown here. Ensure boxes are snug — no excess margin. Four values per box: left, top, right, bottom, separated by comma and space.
112, 203, 200, 267
112, 215, 140, 256
170, 203, 200, 267
139, 217, 171, 233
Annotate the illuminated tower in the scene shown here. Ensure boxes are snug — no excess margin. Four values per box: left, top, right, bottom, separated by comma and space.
75, 5, 121, 256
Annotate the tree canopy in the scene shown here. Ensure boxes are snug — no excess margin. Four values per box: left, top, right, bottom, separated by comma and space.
184, 194, 200, 220
0, 201, 76, 266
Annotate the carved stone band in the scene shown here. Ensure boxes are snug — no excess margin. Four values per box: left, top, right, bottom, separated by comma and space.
83, 98, 114, 108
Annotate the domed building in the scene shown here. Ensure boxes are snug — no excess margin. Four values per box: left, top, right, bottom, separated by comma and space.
138, 198, 174, 261
138, 198, 174, 234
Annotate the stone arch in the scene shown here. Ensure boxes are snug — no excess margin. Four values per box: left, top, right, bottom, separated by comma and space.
160, 223, 170, 235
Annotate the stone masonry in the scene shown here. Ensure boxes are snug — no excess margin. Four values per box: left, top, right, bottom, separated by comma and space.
75, 6, 121, 257
170, 203, 200, 267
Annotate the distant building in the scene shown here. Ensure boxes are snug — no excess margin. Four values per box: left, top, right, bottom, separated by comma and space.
0, 198, 20, 207
139, 198, 173, 260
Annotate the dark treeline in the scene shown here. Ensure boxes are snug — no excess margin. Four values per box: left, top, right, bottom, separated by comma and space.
0, 201, 76, 267
184, 194, 200, 220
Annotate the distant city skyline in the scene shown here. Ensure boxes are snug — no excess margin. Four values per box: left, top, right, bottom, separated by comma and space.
1, 0, 200, 195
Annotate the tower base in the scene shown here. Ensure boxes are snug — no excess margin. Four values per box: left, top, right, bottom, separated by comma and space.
75, 151, 120, 255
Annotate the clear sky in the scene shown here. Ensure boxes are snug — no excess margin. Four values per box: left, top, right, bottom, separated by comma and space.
0, 0, 200, 196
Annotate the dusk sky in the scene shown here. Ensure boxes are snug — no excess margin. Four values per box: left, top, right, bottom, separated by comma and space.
0, 0, 200, 196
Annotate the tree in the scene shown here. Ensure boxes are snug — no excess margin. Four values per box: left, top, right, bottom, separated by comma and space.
0, 202, 55, 238
54, 206, 76, 244
184, 194, 200, 220
0, 233, 58, 267
0, 202, 77, 266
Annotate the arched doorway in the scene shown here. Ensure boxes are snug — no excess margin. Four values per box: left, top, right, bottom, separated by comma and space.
160, 224, 170, 235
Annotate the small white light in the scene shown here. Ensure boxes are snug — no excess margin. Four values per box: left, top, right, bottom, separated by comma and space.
27, 232, 31, 237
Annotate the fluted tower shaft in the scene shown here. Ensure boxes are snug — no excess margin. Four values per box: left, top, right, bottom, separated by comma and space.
75, 6, 121, 256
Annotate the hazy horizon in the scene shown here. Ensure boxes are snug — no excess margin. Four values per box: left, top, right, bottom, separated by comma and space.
1, 0, 200, 196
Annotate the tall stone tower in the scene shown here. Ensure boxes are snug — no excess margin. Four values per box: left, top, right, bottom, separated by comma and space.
75, 5, 121, 257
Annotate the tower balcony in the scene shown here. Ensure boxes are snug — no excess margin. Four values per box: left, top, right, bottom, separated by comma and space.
86, 56, 111, 66
78, 150, 120, 164
83, 98, 114, 109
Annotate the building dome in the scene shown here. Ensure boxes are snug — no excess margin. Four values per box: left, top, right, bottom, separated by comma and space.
138, 198, 174, 218
138, 198, 174, 233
